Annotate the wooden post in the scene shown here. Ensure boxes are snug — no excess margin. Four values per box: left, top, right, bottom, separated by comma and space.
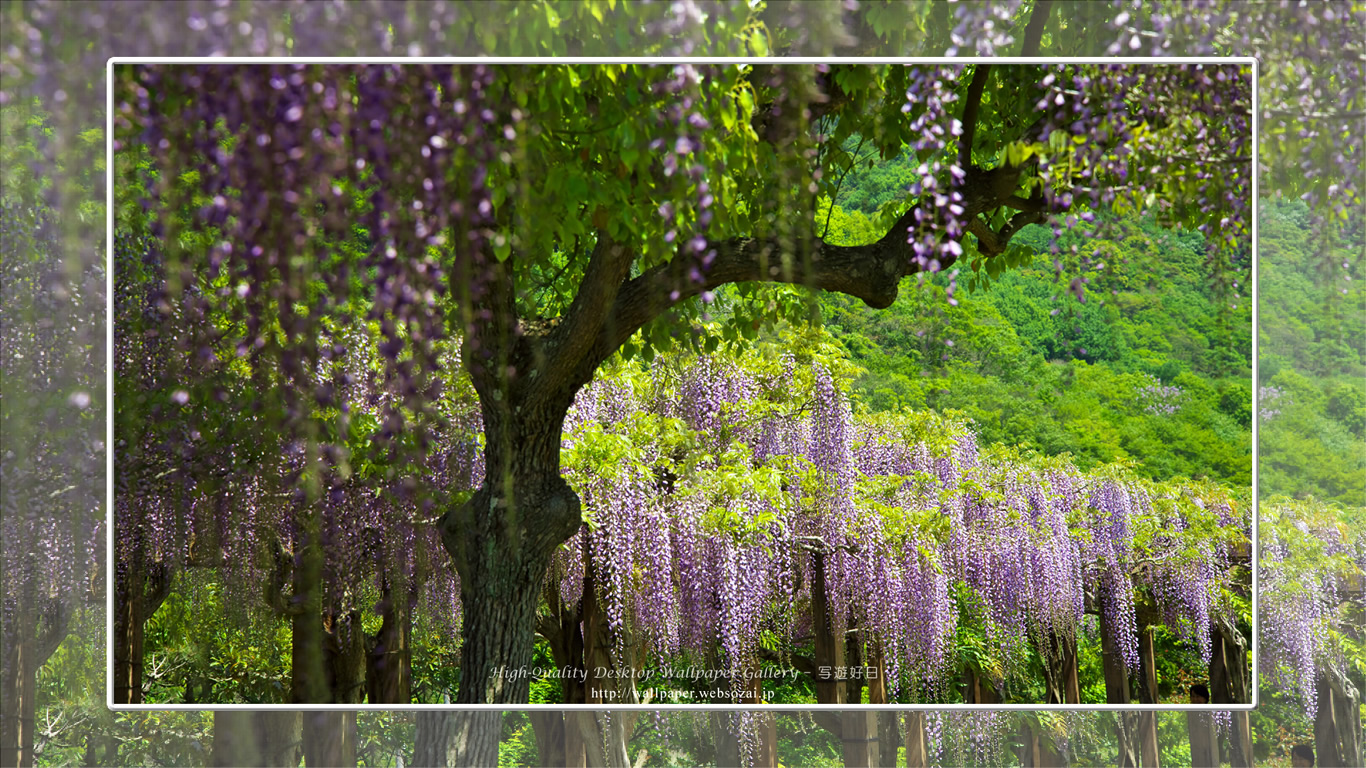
840, 711, 878, 768
1137, 627, 1161, 767
811, 550, 845, 704
1186, 711, 1217, 768
754, 712, 778, 768
904, 712, 929, 768
864, 643, 899, 768
1210, 620, 1253, 767
1099, 603, 1139, 767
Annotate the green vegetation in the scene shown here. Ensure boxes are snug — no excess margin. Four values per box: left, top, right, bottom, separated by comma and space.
811, 156, 1363, 507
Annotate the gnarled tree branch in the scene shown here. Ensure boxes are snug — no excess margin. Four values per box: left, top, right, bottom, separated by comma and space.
960, 65, 992, 167
1021, 1, 1054, 57
534, 231, 633, 403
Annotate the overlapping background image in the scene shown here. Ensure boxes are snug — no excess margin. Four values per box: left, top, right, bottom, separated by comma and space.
1, 2, 1361, 767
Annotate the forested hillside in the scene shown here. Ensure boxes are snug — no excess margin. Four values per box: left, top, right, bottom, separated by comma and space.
812, 148, 1363, 505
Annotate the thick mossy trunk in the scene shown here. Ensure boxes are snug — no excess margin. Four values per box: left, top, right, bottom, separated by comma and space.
439, 402, 583, 709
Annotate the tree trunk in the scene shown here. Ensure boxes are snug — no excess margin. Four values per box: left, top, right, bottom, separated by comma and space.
0, 612, 25, 768
211, 711, 303, 767
1040, 630, 1080, 705
112, 563, 142, 706
597, 712, 632, 768
864, 644, 899, 768
2, 615, 35, 768
570, 712, 608, 768
113, 559, 170, 705
366, 580, 412, 704
904, 712, 928, 768
1313, 673, 1363, 768
846, 624, 865, 706
529, 711, 568, 768
17, 634, 35, 768
1, 598, 71, 768
1019, 720, 1066, 768
303, 712, 357, 768
290, 529, 328, 704
564, 713, 587, 768
437, 389, 584, 705
755, 713, 778, 768
286, 528, 363, 768
413, 711, 502, 768
962, 665, 999, 704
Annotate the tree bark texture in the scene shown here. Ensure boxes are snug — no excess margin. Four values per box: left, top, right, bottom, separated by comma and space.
211, 711, 303, 768
303, 712, 357, 768
439, 394, 583, 705
528, 711, 577, 768
413, 711, 502, 768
